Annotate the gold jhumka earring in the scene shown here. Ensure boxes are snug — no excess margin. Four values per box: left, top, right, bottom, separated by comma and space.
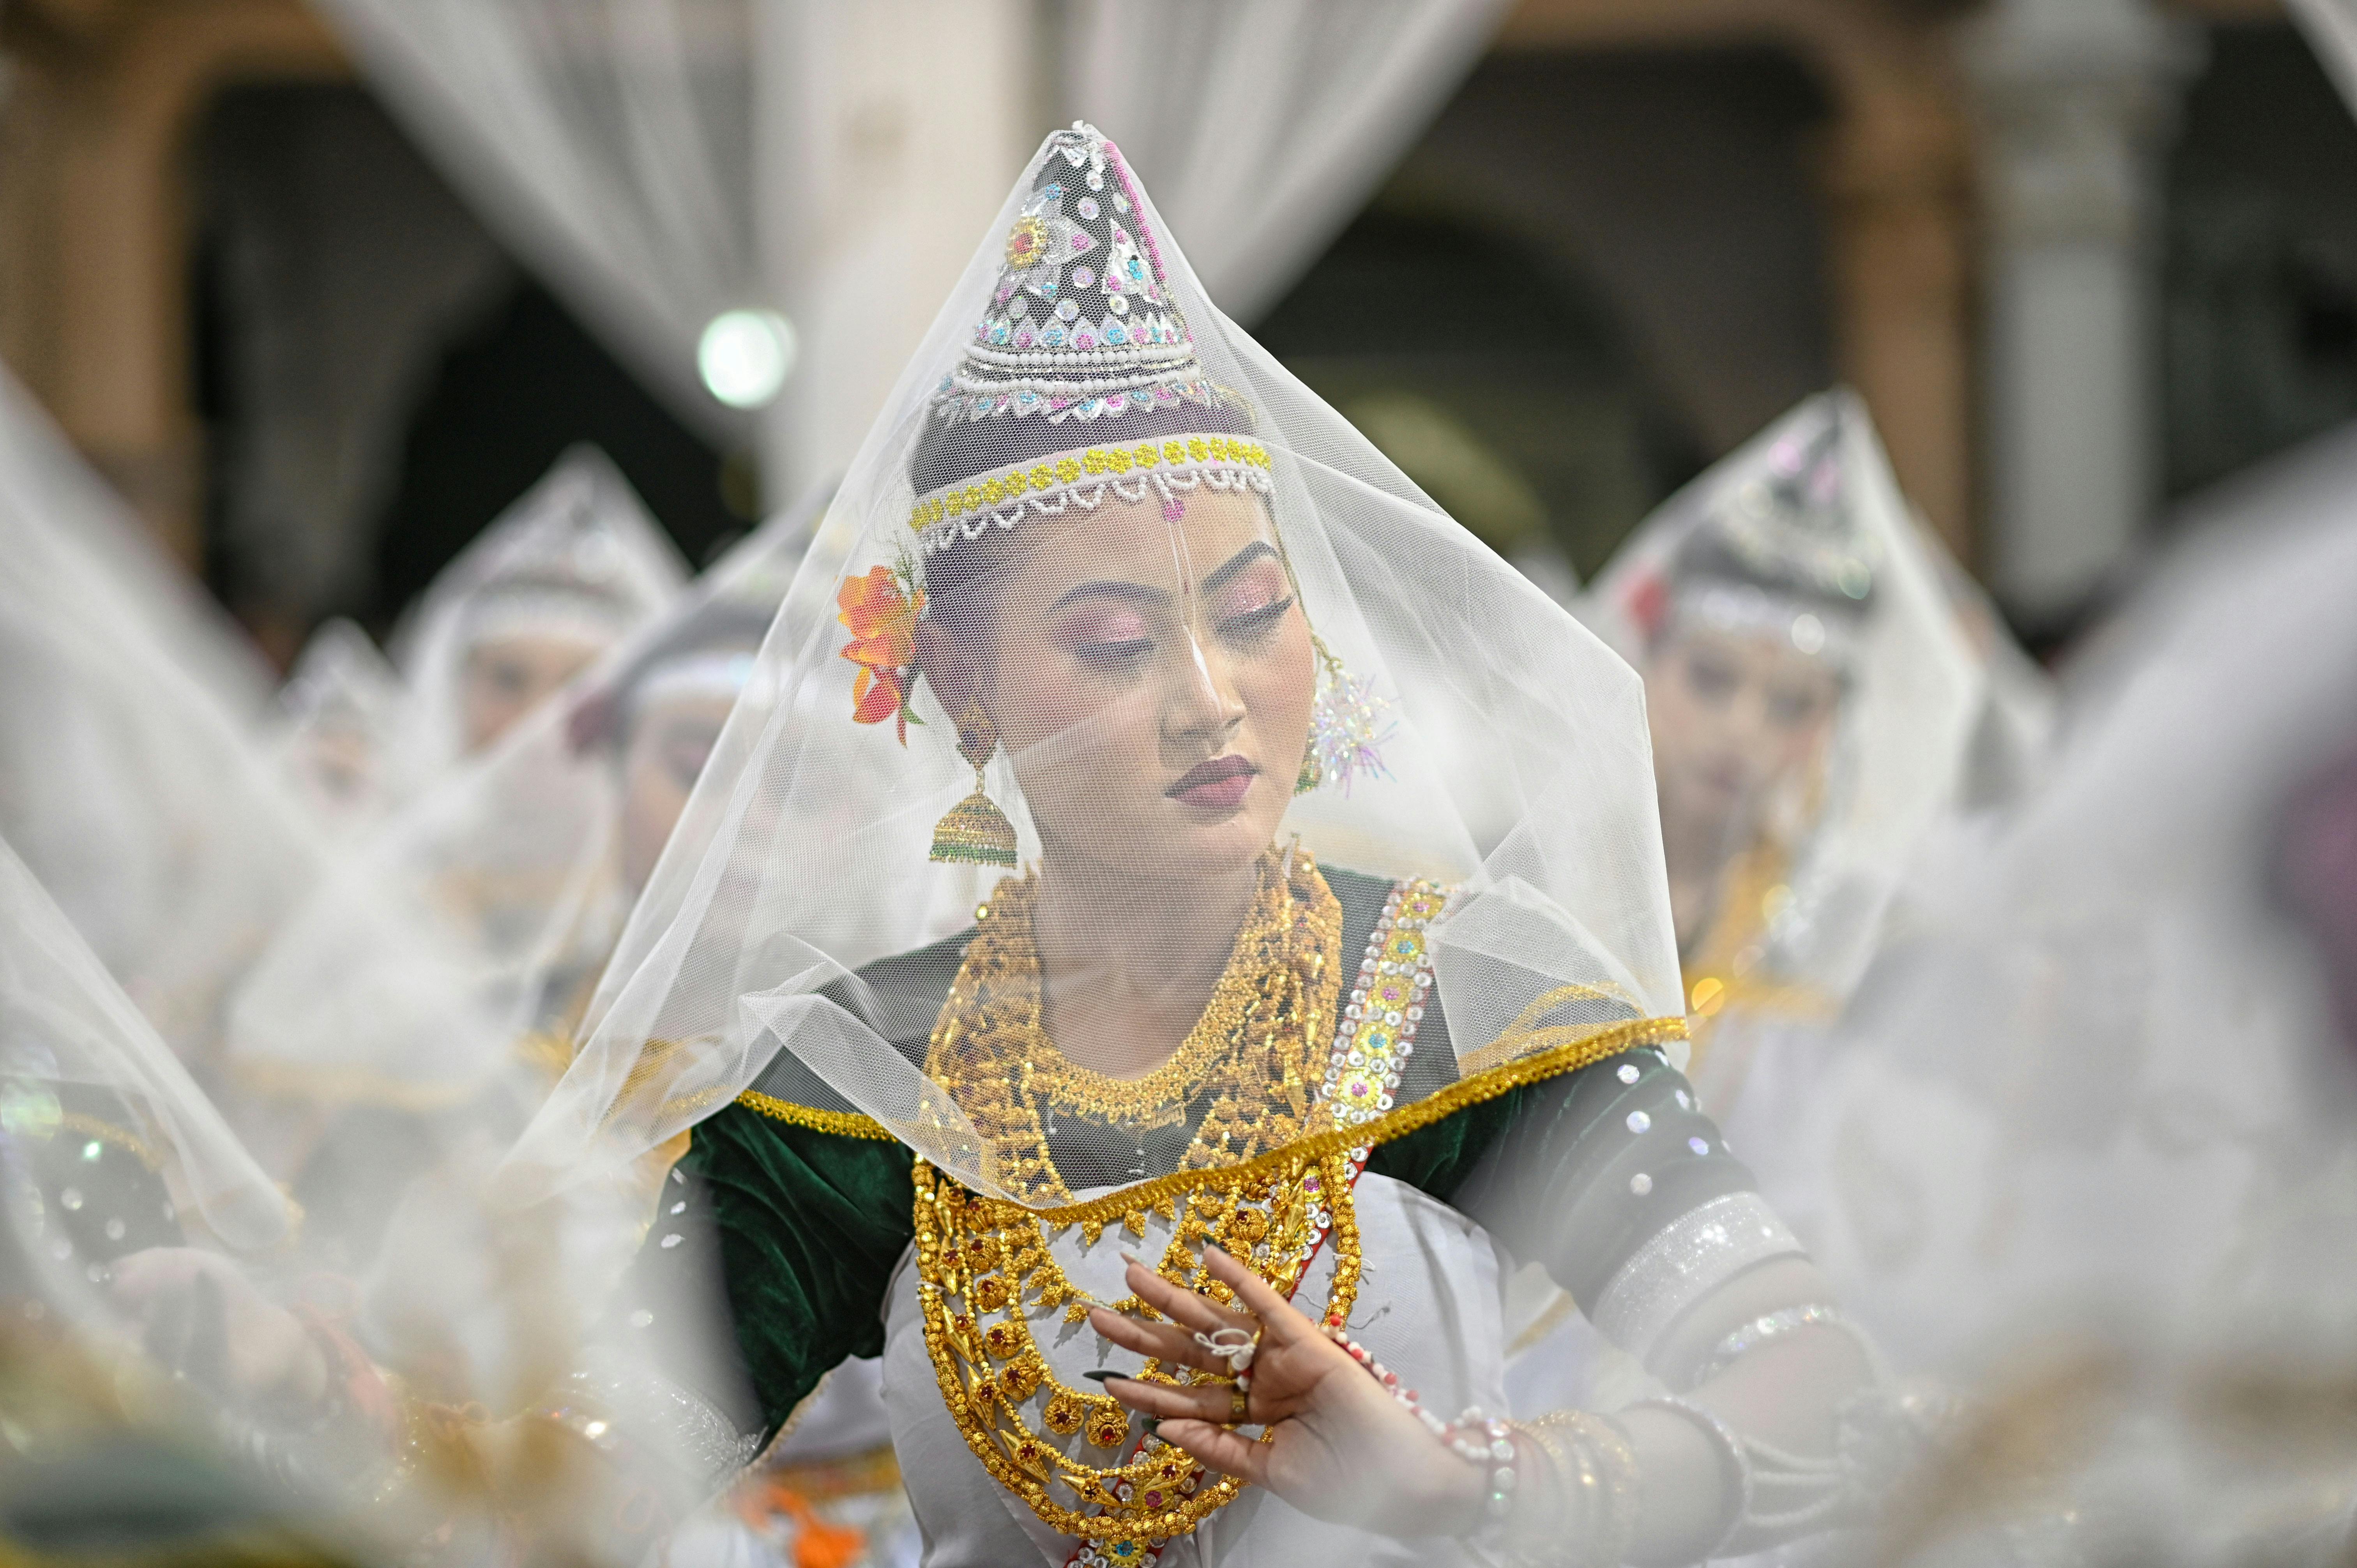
931, 704, 1018, 867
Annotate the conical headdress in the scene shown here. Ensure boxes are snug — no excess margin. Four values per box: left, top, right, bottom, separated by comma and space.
908, 125, 1270, 556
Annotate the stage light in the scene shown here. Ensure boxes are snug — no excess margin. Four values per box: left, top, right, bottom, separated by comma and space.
698, 309, 797, 409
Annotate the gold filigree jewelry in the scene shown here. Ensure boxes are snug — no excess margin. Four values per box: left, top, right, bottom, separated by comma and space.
931, 705, 1018, 867
914, 1151, 1363, 1553
1293, 747, 1322, 796
924, 844, 1343, 1207
1227, 1386, 1248, 1425
912, 844, 1375, 1553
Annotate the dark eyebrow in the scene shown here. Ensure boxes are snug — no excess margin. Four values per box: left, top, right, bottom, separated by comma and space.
1049, 579, 1169, 612
1046, 540, 1279, 612
1200, 540, 1279, 599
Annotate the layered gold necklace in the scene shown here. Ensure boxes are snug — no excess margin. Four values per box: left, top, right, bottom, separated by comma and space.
916, 845, 1446, 1557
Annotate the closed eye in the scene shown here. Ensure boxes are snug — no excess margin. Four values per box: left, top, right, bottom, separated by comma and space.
1218, 595, 1293, 644
1072, 637, 1154, 672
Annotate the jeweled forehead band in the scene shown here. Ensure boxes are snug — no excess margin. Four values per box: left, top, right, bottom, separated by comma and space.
1668, 579, 1861, 668
910, 434, 1274, 555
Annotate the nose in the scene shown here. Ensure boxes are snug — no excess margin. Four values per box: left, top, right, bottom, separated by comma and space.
1161, 624, 1246, 748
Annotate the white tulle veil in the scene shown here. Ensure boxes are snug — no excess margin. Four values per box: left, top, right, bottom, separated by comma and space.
225, 501, 818, 1123
267, 617, 416, 836
0, 371, 325, 1068
390, 445, 687, 775
1581, 391, 1985, 1013
0, 832, 291, 1258
509, 122, 1684, 1211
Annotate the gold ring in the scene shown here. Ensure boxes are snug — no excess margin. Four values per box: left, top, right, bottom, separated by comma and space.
1229, 1386, 1249, 1424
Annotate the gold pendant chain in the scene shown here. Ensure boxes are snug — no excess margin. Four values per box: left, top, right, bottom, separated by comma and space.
913, 849, 1454, 1553
927, 846, 1339, 1210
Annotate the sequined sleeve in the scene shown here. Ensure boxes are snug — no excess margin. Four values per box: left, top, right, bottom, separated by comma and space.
1374, 1028, 1796, 1369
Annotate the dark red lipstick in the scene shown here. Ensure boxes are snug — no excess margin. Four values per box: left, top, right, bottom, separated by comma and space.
1167, 754, 1258, 812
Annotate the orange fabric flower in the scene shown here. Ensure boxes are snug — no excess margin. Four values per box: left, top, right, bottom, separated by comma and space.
837, 565, 924, 742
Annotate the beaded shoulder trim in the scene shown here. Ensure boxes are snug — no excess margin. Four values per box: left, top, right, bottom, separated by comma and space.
731, 1016, 1689, 1209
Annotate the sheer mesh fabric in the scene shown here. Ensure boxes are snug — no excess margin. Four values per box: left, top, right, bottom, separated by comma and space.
511, 124, 1684, 1211
390, 445, 687, 777
1580, 391, 1984, 1008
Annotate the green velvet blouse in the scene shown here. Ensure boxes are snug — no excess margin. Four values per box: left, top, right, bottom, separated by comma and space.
619, 868, 1751, 1443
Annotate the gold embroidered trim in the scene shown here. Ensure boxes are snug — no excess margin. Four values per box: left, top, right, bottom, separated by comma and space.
730, 1012, 1691, 1209
1019, 1013, 1685, 1227
53, 1111, 164, 1173
735, 1092, 897, 1141
908, 434, 1273, 532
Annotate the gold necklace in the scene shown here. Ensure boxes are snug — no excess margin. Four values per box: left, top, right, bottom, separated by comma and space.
926, 847, 1340, 1210
914, 850, 1455, 1556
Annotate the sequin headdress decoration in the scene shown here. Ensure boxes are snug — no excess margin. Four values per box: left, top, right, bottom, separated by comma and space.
842, 122, 1392, 828
904, 122, 1273, 557
1663, 404, 1880, 666
845, 123, 1275, 752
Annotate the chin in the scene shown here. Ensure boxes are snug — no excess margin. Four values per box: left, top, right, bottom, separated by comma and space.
1134, 797, 1276, 877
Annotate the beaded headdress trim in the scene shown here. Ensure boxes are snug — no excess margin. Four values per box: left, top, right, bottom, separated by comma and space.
911, 434, 1274, 554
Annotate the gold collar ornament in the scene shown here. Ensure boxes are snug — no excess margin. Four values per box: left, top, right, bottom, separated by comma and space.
913, 850, 1451, 1560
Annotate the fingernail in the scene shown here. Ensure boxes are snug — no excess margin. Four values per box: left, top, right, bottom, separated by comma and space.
1119, 1249, 1147, 1266
1142, 1418, 1161, 1436
1081, 1370, 1125, 1384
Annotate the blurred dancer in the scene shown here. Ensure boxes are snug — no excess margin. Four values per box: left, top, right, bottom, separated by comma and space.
0, 369, 324, 1076
267, 618, 413, 837
224, 510, 800, 1277
1579, 393, 1982, 1150
1785, 428, 2357, 1566
0, 827, 714, 1565
391, 445, 685, 772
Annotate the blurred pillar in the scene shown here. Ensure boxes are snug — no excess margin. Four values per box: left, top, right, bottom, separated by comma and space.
1963, 0, 2199, 625
754, 0, 1037, 505
1817, 51, 1975, 564
0, 0, 343, 569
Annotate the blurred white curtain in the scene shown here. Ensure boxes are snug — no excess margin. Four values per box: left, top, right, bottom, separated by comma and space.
309, 0, 760, 445
2292, 0, 2357, 113
306, 0, 1508, 479
1060, 0, 1516, 322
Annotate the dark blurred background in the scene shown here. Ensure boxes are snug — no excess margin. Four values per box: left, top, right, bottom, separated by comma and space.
0, 0, 2344, 662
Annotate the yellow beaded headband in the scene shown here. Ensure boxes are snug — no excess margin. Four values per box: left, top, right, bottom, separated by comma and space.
909, 434, 1274, 554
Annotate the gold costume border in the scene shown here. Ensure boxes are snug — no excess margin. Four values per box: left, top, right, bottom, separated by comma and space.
732, 1013, 1689, 1222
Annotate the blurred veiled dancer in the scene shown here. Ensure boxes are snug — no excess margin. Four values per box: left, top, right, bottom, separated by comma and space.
267, 618, 413, 837
224, 512, 798, 1277
1781, 430, 2357, 1564
391, 445, 685, 772
0, 369, 324, 1075
1579, 394, 1982, 1139
0, 830, 712, 1565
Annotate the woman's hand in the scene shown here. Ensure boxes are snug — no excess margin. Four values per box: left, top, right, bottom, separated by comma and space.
1087, 1245, 1488, 1542
108, 1247, 328, 1410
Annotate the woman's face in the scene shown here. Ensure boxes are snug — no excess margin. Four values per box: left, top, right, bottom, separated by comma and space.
459, 634, 606, 754
935, 490, 1316, 883
1644, 623, 1841, 843
617, 691, 735, 896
